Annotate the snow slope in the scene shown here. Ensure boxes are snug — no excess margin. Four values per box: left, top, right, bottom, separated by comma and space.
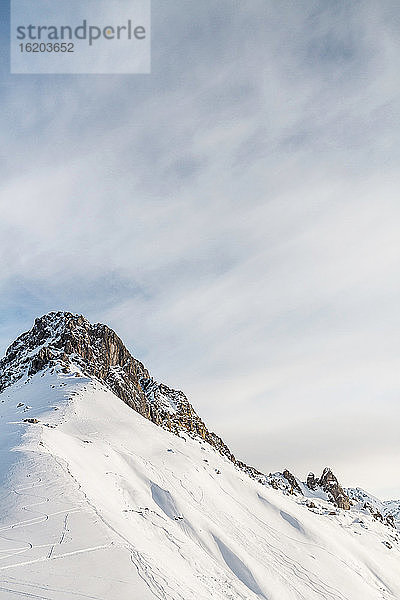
346, 487, 400, 529
0, 367, 399, 600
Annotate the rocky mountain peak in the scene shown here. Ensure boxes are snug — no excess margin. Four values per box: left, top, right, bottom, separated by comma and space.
2, 312, 396, 523
318, 467, 351, 510
0, 311, 241, 467
0, 311, 149, 412
268, 467, 351, 510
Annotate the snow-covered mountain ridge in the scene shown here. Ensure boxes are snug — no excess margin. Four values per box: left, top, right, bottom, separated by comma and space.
0, 312, 243, 468
1, 312, 398, 526
2, 312, 398, 525
345, 488, 400, 529
0, 312, 399, 599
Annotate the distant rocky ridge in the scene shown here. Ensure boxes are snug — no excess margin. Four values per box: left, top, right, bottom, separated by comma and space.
0, 311, 398, 528
307, 468, 351, 509
346, 487, 399, 529
267, 469, 350, 509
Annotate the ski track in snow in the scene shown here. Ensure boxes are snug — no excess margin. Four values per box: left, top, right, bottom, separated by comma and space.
0, 467, 112, 599
0, 370, 399, 599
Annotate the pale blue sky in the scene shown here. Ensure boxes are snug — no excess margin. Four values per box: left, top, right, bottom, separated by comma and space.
1, 1, 400, 497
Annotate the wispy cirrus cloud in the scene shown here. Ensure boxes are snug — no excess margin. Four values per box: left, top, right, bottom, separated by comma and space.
0, 0, 399, 496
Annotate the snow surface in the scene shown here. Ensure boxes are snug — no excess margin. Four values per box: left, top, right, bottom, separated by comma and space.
0, 368, 399, 599
346, 487, 400, 525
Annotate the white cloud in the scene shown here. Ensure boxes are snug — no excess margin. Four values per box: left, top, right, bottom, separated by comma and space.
1, 1, 399, 497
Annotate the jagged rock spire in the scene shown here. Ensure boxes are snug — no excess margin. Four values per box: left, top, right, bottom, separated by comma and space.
318, 468, 351, 510
269, 468, 351, 510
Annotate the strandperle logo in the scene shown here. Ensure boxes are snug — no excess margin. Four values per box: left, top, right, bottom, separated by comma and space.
16, 20, 147, 46
11, 0, 151, 74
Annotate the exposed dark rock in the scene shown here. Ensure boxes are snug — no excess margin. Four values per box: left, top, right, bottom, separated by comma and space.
346, 488, 400, 529
346, 487, 399, 528
267, 468, 352, 511
282, 469, 303, 495
362, 502, 395, 528
386, 515, 395, 528
315, 468, 351, 510
0, 312, 258, 476
2, 311, 395, 527
29, 348, 55, 376
307, 472, 317, 490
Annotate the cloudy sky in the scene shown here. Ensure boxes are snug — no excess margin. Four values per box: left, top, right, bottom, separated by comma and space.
1, 1, 399, 498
